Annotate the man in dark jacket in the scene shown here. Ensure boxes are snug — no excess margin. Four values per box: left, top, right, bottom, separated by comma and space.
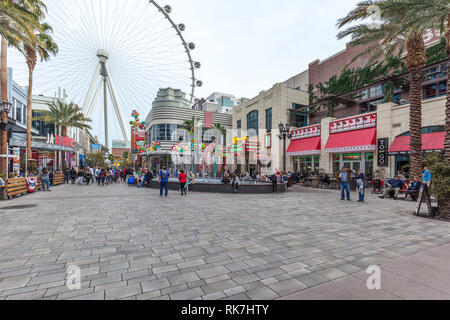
380, 176, 405, 200
271, 173, 278, 193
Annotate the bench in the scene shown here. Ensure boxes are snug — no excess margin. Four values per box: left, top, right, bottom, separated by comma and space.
53, 174, 64, 186
4, 178, 42, 200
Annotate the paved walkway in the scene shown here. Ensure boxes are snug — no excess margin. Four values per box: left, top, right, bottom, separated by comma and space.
0, 183, 449, 300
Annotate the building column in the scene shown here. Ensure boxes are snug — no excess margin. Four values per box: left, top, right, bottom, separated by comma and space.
375, 103, 396, 178
320, 117, 335, 174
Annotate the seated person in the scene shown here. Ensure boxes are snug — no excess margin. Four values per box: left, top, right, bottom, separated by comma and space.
379, 176, 405, 200
405, 176, 422, 201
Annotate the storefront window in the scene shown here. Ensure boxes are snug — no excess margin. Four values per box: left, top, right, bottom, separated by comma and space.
365, 153, 374, 176
424, 84, 437, 98
314, 156, 320, 172
266, 109, 272, 134
333, 154, 340, 175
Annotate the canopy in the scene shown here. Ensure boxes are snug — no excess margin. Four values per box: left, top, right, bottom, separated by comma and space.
325, 128, 376, 153
388, 132, 445, 155
287, 137, 321, 156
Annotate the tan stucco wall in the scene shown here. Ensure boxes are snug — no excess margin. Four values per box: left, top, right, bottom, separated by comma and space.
231, 82, 309, 173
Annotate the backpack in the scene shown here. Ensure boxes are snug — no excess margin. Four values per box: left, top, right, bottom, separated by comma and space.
161, 170, 168, 180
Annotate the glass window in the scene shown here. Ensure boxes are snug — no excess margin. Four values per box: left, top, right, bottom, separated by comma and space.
369, 85, 384, 98
16, 102, 22, 122
265, 108, 272, 134
439, 81, 447, 96
314, 156, 320, 173
365, 153, 374, 176
237, 120, 242, 137
247, 111, 258, 137
393, 93, 401, 104
361, 89, 369, 100
424, 67, 437, 81
333, 154, 341, 175
295, 112, 308, 128
23, 105, 27, 125
424, 84, 437, 98
440, 64, 448, 78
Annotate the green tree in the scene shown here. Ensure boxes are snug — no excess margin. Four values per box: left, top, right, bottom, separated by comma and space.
19, 1, 58, 176
337, 0, 427, 178
0, 0, 44, 174
33, 100, 92, 169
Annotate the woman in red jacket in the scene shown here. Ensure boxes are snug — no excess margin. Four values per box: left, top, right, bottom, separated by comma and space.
178, 169, 187, 196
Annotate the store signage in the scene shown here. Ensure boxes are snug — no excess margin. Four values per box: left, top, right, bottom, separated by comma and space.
91, 144, 101, 150
330, 113, 377, 134
291, 125, 321, 140
377, 138, 389, 167
47, 134, 74, 148
265, 134, 272, 148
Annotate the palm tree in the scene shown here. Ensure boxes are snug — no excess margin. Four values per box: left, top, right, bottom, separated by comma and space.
337, 0, 426, 178
0, 0, 42, 174
181, 116, 197, 134
33, 100, 92, 137
18, 0, 58, 176
33, 100, 92, 169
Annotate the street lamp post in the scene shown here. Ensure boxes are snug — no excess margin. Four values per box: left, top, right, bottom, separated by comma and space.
0, 101, 12, 175
278, 123, 292, 174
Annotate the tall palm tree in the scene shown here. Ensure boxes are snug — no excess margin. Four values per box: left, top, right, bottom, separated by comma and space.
23, 22, 58, 175
379, 0, 450, 218
33, 100, 92, 168
0, 0, 42, 174
337, 0, 426, 178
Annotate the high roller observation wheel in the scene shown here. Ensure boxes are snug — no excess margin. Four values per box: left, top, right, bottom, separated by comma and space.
7, 0, 202, 146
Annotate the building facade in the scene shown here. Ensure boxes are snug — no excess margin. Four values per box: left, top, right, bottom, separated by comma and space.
143, 88, 233, 171
231, 82, 309, 175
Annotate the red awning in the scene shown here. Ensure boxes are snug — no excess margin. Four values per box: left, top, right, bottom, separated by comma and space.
325, 128, 376, 153
287, 137, 321, 156
389, 132, 445, 155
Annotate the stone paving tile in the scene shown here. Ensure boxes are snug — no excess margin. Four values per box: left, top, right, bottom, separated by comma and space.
1, 184, 449, 300
141, 278, 171, 293
269, 279, 307, 296
202, 280, 237, 295
169, 287, 205, 300
69, 291, 105, 300
105, 284, 142, 300
246, 286, 279, 300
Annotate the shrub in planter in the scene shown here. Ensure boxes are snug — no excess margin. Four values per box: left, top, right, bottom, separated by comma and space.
424, 152, 450, 219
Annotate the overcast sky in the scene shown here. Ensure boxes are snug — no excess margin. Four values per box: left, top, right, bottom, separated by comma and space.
168, 0, 360, 99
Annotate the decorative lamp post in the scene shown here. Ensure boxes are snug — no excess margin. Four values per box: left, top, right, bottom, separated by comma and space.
278, 123, 292, 174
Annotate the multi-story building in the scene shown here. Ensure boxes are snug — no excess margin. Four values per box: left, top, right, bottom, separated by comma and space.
285, 31, 446, 178
192, 92, 241, 114
143, 88, 232, 171
231, 82, 309, 175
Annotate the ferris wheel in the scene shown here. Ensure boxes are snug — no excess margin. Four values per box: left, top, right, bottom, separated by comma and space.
8, 0, 202, 147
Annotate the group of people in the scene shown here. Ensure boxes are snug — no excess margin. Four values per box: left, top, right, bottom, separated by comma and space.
379, 167, 432, 201
157, 167, 196, 196
62, 167, 135, 186
336, 166, 433, 203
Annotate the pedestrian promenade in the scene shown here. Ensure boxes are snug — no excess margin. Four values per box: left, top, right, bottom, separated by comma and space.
0, 184, 449, 300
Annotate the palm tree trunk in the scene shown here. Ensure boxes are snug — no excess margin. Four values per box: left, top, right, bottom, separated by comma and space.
26, 63, 35, 177
406, 34, 425, 179
1, 38, 8, 176
409, 67, 423, 178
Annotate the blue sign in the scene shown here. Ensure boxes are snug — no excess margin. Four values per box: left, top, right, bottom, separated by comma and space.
91, 144, 101, 150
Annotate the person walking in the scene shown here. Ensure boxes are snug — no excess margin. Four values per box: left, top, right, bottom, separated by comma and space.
337, 167, 352, 201
70, 168, 77, 184
159, 166, 170, 197
63, 167, 70, 184
77, 170, 85, 185
39, 168, 51, 192
178, 169, 187, 196
271, 172, 278, 193
423, 167, 432, 188
99, 168, 106, 186
355, 169, 366, 203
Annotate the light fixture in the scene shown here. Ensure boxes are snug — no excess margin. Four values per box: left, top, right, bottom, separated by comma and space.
1, 101, 12, 114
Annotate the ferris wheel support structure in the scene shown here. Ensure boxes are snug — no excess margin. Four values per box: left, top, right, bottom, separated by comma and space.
82, 50, 130, 146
